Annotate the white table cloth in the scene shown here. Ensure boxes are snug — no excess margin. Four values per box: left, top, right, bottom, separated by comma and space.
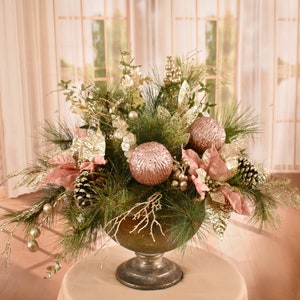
57, 246, 248, 300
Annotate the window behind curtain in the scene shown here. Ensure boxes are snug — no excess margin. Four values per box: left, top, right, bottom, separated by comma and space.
273, 0, 300, 171
54, 0, 129, 88
54, 0, 238, 105
171, 0, 238, 108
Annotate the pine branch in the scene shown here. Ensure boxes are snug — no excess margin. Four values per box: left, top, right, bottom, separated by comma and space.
0, 186, 65, 265
128, 109, 189, 156
216, 101, 260, 142
1, 157, 51, 189
162, 189, 207, 246
42, 120, 74, 150
0, 186, 65, 230
248, 189, 279, 230
59, 171, 134, 261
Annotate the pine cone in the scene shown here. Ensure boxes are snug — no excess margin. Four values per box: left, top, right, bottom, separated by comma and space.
74, 171, 96, 207
238, 157, 262, 188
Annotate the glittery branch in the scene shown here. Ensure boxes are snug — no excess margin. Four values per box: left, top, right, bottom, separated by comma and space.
105, 192, 164, 242
0, 191, 65, 265
205, 200, 232, 239
0, 223, 18, 267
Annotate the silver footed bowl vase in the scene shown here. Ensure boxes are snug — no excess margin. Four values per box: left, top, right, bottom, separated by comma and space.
108, 215, 199, 290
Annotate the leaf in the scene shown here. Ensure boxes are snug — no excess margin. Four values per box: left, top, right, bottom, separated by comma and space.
182, 106, 200, 126
157, 105, 171, 120
178, 80, 190, 107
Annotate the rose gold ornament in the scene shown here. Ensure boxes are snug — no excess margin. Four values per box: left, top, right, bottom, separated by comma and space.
188, 117, 226, 153
129, 142, 173, 185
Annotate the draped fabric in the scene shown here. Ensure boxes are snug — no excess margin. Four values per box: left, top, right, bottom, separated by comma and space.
0, 0, 299, 197
238, 0, 300, 170
237, 0, 276, 163
0, 0, 63, 197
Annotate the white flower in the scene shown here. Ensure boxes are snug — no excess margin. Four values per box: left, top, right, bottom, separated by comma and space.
121, 141, 131, 152
122, 74, 134, 88
112, 118, 128, 129
123, 132, 136, 145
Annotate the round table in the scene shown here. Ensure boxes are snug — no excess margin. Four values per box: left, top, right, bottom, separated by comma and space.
57, 246, 248, 300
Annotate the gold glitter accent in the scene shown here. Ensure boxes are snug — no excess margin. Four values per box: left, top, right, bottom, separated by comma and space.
205, 200, 232, 238
224, 157, 239, 180
182, 106, 202, 126
157, 105, 171, 119
71, 130, 105, 162
112, 118, 128, 130
178, 80, 190, 110
195, 168, 207, 183
163, 56, 182, 85
219, 139, 247, 160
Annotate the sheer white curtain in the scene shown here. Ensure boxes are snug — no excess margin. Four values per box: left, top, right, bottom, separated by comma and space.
129, 0, 173, 74
237, 0, 277, 165
0, 0, 129, 197
0, 0, 68, 197
0, 0, 299, 198
238, 0, 300, 171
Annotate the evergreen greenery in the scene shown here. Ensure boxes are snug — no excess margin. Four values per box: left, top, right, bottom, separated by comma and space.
0, 52, 299, 276
216, 101, 259, 143
42, 120, 74, 150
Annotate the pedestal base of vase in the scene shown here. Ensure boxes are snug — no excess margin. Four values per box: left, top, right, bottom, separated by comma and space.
116, 252, 183, 290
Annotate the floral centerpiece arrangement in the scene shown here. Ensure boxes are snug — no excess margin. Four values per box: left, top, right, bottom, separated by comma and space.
1, 51, 299, 286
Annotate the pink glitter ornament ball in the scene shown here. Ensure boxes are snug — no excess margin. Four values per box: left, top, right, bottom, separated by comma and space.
188, 117, 226, 153
129, 142, 173, 185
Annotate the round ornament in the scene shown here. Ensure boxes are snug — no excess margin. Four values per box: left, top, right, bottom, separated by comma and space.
128, 111, 138, 119
188, 117, 226, 153
43, 203, 53, 215
27, 239, 39, 252
129, 142, 173, 185
29, 227, 41, 238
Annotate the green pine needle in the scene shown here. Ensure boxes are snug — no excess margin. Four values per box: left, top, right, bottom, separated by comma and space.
42, 120, 74, 150
248, 189, 279, 230
161, 188, 207, 246
0, 185, 65, 232
128, 109, 189, 156
216, 101, 260, 143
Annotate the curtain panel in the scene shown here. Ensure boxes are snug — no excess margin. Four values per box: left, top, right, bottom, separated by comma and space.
238, 0, 300, 171
0, 0, 60, 197
237, 0, 276, 165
